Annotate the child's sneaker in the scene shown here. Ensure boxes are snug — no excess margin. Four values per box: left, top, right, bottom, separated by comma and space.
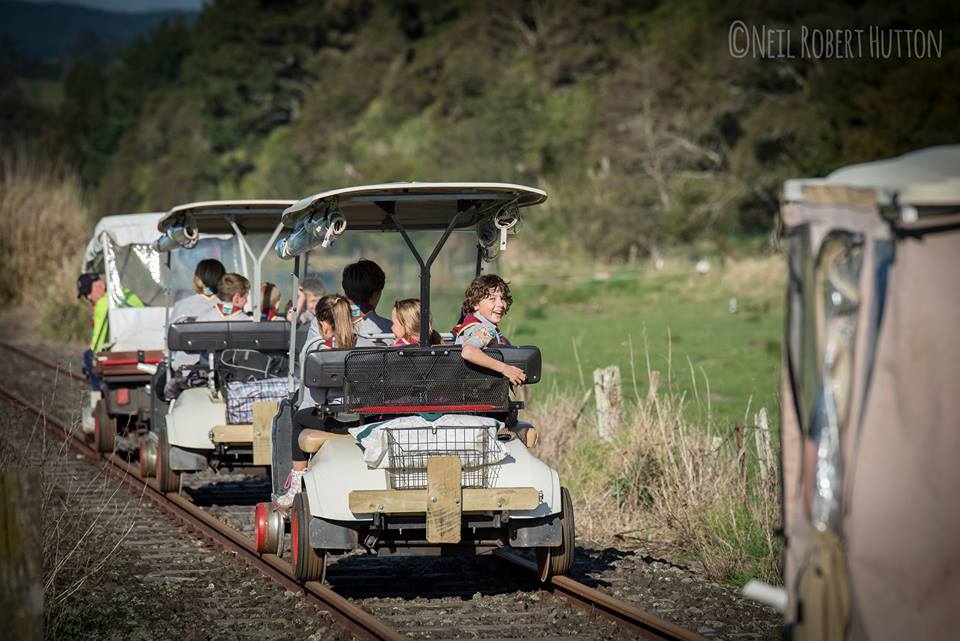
275, 469, 307, 509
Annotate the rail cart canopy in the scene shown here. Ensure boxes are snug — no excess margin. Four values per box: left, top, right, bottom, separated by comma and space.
783, 144, 960, 208
779, 145, 960, 639
80, 212, 167, 351
281, 182, 547, 231
158, 200, 296, 236
81, 212, 165, 273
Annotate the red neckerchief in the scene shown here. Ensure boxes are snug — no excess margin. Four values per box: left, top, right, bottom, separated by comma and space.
319, 336, 337, 349
451, 313, 510, 346
393, 336, 418, 346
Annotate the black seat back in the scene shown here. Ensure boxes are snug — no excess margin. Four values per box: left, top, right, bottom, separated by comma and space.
168, 320, 292, 353
304, 345, 541, 414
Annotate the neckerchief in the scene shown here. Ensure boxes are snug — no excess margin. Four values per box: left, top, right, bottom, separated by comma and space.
215, 302, 244, 318
349, 299, 375, 324
452, 312, 510, 346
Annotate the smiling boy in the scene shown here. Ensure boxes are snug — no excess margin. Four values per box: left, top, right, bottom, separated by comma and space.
452, 274, 526, 385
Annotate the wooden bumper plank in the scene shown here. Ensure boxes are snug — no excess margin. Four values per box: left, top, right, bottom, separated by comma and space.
426, 456, 462, 544
211, 424, 254, 443
252, 401, 276, 465
348, 487, 540, 514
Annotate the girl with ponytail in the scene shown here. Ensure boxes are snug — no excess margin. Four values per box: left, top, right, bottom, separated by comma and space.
315, 294, 357, 349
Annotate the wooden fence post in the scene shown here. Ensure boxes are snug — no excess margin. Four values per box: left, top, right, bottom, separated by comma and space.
1, 470, 44, 641
735, 421, 747, 496
754, 407, 772, 486
593, 365, 623, 443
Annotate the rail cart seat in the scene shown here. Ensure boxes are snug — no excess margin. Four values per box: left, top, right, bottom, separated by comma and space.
303, 345, 541, 414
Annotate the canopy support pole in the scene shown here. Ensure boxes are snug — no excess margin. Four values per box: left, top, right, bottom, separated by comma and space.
377, 200, 474, 346
287, 254, 301, 394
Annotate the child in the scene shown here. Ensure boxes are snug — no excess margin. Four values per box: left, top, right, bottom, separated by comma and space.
287, 276, 326, 325
260, 281, 282, 321
170, 259, 225, 323
277, 294, 356, 509
313, 294, 357, 350
342, 259, 391, 344
391, 298, 442, 346
453, 274, 526, 385
195, 273, 251, 321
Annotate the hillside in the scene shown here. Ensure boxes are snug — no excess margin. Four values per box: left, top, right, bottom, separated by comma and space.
0, 0, 196, 62
8, 0, 960, 258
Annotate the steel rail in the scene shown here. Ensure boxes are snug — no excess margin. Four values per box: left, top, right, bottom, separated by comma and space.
0, 385, 407, 641
494, 550, 710, 641
0, 340, 87, 383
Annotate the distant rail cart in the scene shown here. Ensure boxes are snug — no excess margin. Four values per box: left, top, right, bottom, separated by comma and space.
80, 212, 167, 452
779, 146, 960, 641
146, 200, 297, 490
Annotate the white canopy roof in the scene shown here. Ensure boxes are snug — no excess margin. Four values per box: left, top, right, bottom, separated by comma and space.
81, 212, 165, 272
158, 200, 296, 235
282, 182, 547, 230
783, 145, 960, 206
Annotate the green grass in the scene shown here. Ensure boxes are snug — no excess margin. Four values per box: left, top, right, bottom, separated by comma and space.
505, 260, 784, 431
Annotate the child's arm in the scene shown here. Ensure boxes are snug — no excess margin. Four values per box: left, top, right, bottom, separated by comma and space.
461, 344, 527, 385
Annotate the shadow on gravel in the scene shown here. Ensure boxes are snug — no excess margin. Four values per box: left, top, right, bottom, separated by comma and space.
567, 546, 636, 588
325, 544, 628, 600
183, 478, 272, 506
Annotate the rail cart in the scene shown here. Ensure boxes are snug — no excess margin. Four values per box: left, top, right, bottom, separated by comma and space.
778, 146, 960, 641
254, 183, 576, 583
80, 212, 168, 452
145, 200, 299, 491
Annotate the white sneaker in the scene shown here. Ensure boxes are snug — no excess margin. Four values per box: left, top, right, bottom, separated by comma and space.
275, 469, 307, 509
82, 391, 100, 435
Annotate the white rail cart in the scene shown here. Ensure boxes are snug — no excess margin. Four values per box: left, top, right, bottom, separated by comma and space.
254, 183, 575, 583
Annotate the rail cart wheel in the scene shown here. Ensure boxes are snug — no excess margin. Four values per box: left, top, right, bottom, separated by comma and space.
93, 399, 116, 453
536, 486, 576, 582
254, 501, 284, 555
291, 490, 326, 582
156, 427, 181, 493
139, 436, 157, 478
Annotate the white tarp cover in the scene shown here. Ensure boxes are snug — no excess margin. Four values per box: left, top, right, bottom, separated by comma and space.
82, 213, 167, 351
783, 145, 960, 206
81, 212, 165, 272
349, 414, 507, 470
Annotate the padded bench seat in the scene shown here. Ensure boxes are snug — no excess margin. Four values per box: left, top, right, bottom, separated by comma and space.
303, 345, 541, 414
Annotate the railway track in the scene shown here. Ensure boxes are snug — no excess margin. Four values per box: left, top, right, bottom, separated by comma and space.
0, 339, 709, 641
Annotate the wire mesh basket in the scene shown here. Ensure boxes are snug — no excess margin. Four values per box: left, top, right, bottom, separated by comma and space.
385, 425, 502, 490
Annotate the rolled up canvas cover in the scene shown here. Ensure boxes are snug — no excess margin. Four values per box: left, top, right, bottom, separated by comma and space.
780, 146, 960, 641
81, 213, 167, 351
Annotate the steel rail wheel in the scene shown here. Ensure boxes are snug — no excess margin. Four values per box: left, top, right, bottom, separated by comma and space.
291, 490, 326, 582
156, 426, 181, 493
139, 436, 157, 478
93, 398, 116, 453
536, 486, 575, 582
254, 501, 284, 555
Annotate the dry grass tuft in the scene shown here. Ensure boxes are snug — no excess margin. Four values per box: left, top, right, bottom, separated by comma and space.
526, 353, 781, 585
0, 148, 91, 340
0, 148, 90, 304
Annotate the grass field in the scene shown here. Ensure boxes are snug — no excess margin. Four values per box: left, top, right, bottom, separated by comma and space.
504, 256, 785, 431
